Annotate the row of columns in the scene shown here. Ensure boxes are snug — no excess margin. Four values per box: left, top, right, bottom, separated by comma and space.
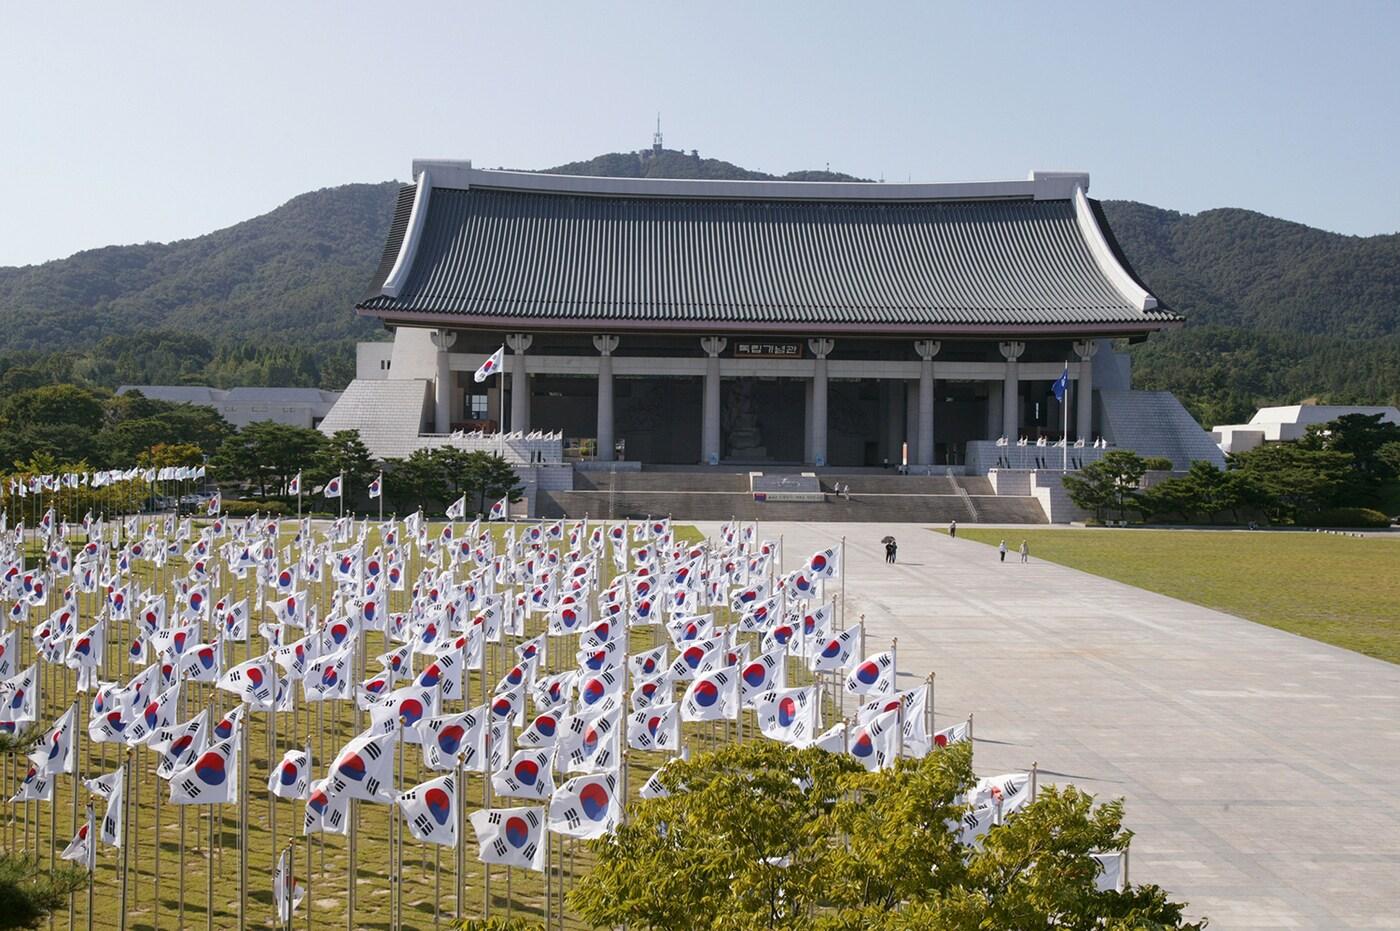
430, 331, 1100, 465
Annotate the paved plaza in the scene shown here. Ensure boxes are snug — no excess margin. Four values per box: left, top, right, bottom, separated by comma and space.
710, 521, 1400, 930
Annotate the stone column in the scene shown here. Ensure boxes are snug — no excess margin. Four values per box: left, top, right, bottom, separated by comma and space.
429, 329, 458, 434
905, 381, 918, 462
506, 333, 533, 432
914, 340, 940, 466
1074, 339, 1099, 442
593, 335, 619, 461
999, 340, 1026, 441
986, 381, 1002, 440
803, 379, 814, 464
808, 338, 834, 466
700, 337, 726, 465
883, 381, 903, 464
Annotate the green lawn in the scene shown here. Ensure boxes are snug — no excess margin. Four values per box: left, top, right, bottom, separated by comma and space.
953, 528, 1400, 664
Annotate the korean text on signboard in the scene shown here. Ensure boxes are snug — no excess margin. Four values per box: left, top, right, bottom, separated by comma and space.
734, 341, 804, 359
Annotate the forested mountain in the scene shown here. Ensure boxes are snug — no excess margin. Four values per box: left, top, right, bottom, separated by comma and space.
0, 150, 1396, 421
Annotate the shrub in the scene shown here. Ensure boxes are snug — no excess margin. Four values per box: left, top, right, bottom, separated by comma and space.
1143, 456, 1175, 471
1297, 507, 1391, 528
221, 499, 288, 517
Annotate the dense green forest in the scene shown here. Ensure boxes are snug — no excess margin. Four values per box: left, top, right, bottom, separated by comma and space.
2, 149, 1397, 423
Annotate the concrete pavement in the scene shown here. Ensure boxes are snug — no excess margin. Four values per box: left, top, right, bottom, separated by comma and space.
707, 521, 1400, 930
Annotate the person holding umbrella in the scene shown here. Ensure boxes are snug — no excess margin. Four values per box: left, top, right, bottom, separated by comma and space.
882, 535, 898, 564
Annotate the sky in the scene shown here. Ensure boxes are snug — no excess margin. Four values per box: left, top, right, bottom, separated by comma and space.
2, 1, 1398, 267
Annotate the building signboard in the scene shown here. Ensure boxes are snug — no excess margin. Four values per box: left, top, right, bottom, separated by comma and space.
734, 341, 804, 359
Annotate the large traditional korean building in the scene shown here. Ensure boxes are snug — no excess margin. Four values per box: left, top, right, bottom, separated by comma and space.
321, 159, 1222, 516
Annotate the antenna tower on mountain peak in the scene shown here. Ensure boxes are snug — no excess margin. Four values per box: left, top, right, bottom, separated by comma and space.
653, 114, 663, 153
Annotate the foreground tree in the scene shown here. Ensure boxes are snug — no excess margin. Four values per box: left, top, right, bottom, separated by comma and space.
1228, 443, 1352, 522
1062, 451, 1148, 522
570, 742, 1202, 931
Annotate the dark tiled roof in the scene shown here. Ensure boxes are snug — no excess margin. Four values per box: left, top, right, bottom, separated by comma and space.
359, 186, 1177, 330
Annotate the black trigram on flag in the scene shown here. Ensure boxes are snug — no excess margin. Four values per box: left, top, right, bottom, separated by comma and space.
326, 808, 343, 829
103, 815, 116, 837
491, 838, 509, 858
413, 813, 433, 835
179, 778, 201, 798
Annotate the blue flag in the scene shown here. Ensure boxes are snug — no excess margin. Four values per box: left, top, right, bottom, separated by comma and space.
1052, 366, 1069, 402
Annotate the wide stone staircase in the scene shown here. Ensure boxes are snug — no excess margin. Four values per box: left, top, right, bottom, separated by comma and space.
537, 467, 1047, 523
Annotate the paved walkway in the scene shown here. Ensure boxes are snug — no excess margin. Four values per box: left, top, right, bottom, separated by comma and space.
707, 521, 1400, 930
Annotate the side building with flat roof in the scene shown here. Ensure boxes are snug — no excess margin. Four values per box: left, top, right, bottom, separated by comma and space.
117, 385, 342, 430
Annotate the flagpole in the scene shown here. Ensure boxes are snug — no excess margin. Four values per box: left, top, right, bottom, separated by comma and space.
85, 802, 94, 931
1063, 361, 1070, 472
238, 711, 249, 931
69, 702, 81, 931
119, 749, 132, 931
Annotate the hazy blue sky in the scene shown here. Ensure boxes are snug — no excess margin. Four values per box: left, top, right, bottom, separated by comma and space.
3, 1, 1397, 267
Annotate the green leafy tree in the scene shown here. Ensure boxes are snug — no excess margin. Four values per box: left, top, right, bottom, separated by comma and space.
1229, 443, 1353, 522
210, 422, 326, 497
1299, 413, 1400, 482
464, 451, 524, 515
571, 742, 1201, 931
384, 449, 449, 512
313, 429, 375, 500
0, 854, 84, 930
1062, 451, 1147, 523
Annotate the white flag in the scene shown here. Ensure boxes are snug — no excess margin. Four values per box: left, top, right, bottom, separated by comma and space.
61, 805, 95, 871
100, 765, 126, 846
421, 707, 488, 772
273, 845, 305, 922
492, 747, 557, 800
753, 687, 821, 747
10, 761, 52, 801
848, 709, 900, 772
487, 496, 509, 521
446, 495, 468, 521
304, 778, 349, 835
170, 736, 239, 805
469, 806, 547, 872
269, 744, 312, 800
328, 730, 398, 802
31, 704, 77, 775
844, 651, 896, 696
398, 773, 458, 847
626, 702, 681, 753
474, 345, 505, 383
809, 627, 860, 673
739, 649, 786, 706
681, 665, 739, 722
548, 772, 620, 840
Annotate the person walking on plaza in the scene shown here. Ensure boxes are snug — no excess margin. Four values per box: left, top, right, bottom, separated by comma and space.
882, 535, 897, 564
999, 539, 1008, 563
949, 519, 958, 539
1019, 539, 1029, 563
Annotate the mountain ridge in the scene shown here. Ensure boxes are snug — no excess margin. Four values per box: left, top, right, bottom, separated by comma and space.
1, 149, 1396, 420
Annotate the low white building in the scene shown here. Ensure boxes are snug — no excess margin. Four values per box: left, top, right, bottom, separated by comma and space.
116, 385, 342, 430
1212, 404, 1400, 454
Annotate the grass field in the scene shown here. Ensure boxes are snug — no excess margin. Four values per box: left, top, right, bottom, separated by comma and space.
954, 528, 1400, 664
4, 519, 847, 931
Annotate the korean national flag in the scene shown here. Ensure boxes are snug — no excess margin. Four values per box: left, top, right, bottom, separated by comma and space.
397, 774, 458, 847
626, 701, 680, 753
268, 745, 312, 800
548, 772, 619, 840
469, 806, 547, 872
474, 345, 505, 383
